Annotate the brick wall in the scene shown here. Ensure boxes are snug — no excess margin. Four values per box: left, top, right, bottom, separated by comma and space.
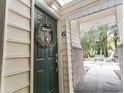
117, 44, 123, 81
72, 47, 84, 88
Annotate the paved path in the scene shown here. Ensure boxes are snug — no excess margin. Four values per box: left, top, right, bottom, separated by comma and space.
75, 62, 123, 93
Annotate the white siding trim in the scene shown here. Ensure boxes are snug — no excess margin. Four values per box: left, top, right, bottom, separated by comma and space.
30, 0, 34, 93
57, 20, 64, 93
1, 0, 9, 92
30, 1, 63, 93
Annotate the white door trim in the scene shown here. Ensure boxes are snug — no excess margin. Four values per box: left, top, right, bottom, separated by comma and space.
30, 1, 63, 93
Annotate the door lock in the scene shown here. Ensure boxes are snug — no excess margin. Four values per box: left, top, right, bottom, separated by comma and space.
56, 59, 58, 63
56, 68, 58, 72
56, 53, 58, 57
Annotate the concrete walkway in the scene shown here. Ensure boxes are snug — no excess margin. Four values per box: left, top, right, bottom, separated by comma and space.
75, 62, 123, 93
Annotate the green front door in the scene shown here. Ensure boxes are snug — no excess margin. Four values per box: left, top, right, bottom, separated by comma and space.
34, 4, 59, 93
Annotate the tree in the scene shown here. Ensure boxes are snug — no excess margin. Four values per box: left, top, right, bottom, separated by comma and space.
80, 27, 98, 57
98, 25, 108, 57
80, 23, 118, 58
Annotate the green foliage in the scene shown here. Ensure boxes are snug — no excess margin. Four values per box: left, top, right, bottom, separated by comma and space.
80, 23, 118, 58
80, 27, 98, 57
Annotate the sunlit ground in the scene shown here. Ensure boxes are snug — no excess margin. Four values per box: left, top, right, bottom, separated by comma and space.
75, 61, 122, 93
84, 61, 120, 71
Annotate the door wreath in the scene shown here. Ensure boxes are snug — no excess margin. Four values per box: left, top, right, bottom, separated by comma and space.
35, 23, 57, 48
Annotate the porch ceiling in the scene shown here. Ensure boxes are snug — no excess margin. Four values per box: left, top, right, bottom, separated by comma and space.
56, 0, 74, 6
45, 0, 74, 7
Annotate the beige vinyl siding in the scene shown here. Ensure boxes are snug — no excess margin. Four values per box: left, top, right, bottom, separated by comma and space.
4, 58, 29, 76
70, 20, 81, 48
8, 0, 30, 19
7, 25, 30, 44
61, 0, 98, 15
4, 72, 29, 93
66, 19, 74, 93
13, 87, 30, 93
70, 20, 84, 88
78, 7, 116, 24
60, 19, 70, 93
18, 0, 31, 8
8, 10, 30, 31
60, 18, 74, 93
6, 42, 30, 58
116, 5, 123, 44
2, 0, 31, 93
116, 5, 123, 81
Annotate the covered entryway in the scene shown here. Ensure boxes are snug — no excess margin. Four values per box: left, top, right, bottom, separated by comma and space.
34, 4, 59, 93
0, 0, 123, 93
68, 3, 123, 93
